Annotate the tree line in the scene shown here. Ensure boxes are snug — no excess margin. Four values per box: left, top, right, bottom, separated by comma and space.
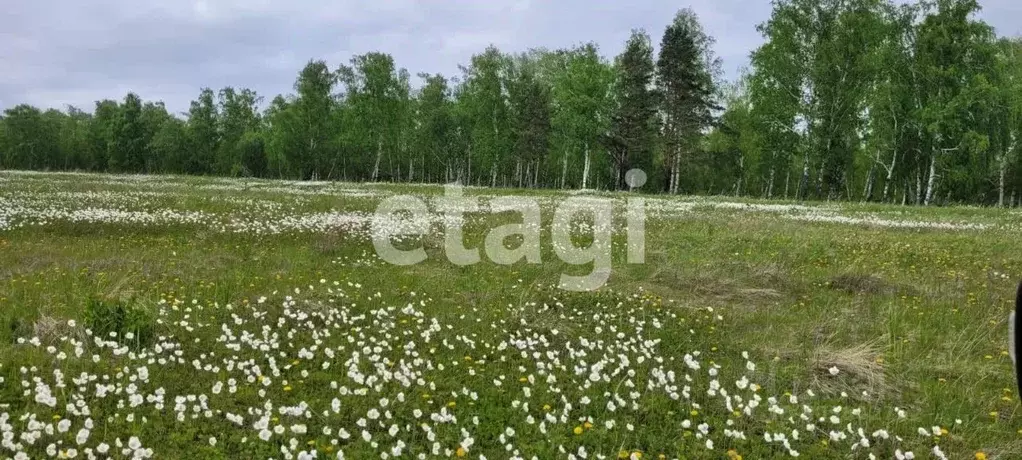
721, 0, 1022, 206
2, 0, 1020, 205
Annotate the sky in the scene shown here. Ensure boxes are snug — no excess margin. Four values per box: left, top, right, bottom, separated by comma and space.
2, 0, 1021, 116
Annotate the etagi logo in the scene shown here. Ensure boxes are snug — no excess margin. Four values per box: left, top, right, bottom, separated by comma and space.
371, 169, 648, 292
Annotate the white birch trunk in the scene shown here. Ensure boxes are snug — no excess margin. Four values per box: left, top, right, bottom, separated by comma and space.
799, 154, 810, 200
581, 144, 591, 190
924, 154, 937, 206
735, 154, 744, 196
783, 169, 790, 199
561, 153, 568, 189
1000, 155, 1008, 208
371, 138, 383, 182
671, 152, 681, 194
882, 148, 897, 202
863, 165, 875, 202
1000, 134, 1016, 207
914, 170, 922, 205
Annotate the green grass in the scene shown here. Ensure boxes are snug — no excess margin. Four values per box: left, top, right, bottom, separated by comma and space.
0, 170, 1019, 459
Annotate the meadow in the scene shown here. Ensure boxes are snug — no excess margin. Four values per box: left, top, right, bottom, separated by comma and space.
0, 170, 1020, 459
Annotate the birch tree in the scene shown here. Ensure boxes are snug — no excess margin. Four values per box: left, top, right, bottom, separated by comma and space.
549, 44, 615, 189
338, 53, 410, 182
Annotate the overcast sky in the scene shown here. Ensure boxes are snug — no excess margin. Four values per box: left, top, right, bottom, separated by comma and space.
2, 0, 1021, 115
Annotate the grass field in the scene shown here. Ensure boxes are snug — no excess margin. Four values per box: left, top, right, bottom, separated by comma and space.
1, 170, 1020, 459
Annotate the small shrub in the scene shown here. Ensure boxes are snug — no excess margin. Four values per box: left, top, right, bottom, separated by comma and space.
83, 298, 155, 350
5, 316, 32, 344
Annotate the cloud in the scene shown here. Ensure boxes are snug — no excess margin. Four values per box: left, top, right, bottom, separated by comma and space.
1, 0, 1018, 114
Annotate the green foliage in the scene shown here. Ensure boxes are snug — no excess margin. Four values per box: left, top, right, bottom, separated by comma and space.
412, 73, 456, 182
187, 88, 219, 175
237, 131, 267, 178
288, 60, 340, 180
83, 297, 155, 350
109, 93, 146, 172
705, 80, 761, 195
509, 69, 552, 187
606, 31, 658, 191
1, 104, 55, 170
215, 87, 262, 176
657, 8, 721, 194
88, 99, 120, 171
459, 46, 514, 187
546, 43, 616, 190
338, 53, 411, 182
150, 117, 190, 173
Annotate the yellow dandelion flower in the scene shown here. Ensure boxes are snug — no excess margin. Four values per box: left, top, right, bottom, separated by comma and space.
976, 452, 987, 460
456, 447, 467, 457
573, 426, 584, 435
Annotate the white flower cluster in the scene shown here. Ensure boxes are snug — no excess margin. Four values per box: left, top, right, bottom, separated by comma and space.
645, 198, 993, 231
0, 281, 956, 458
